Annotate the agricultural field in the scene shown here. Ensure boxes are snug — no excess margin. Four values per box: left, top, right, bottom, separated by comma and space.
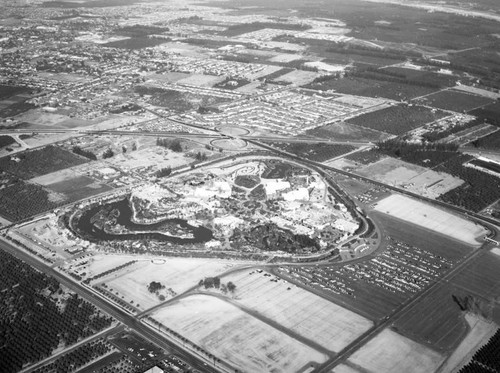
133, 85, 230, 113
0, 135, 16, 148
0, 145, 88, 179
221, 269, 373, 352
374, 194, 487, 246
470, 102, 500, 126
348, 329, 445, 373
449, 252, 500, 312
436, 154, 500, 212
101, 37, 168, 49
468, 129, 500, 149
307, 122, 390, 142
264, 141, 356, 162
382, 66, 458, 87
347, 104, 449, 135
0, 84, 31, 100
392, 284, 469, 351
31, 168, 113, 203
355, 157, 464, 199
414, 89, 494, 112
91, 258, 245, 310
151, 295, 329, 373
0, 179, 60, 222
306, 76, 439, 101
0, 247, 113, 373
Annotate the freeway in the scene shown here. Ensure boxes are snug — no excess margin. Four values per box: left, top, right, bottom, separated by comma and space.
0, 237, 222, 373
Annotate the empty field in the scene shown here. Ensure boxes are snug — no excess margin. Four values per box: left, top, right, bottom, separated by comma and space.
347, 104, 449, 135
415, 89, 494, 112
97, 258, 245, 310
152, 295, 328, 372
349, 329, 445, 373
374, 194, 487, 246
222, 269, 373, 352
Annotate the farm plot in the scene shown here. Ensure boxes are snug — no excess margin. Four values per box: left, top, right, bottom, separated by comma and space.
470, 102, 500, 125
355, 157, 463, 198
306, 76, 438, 100
0, 180, 59, 222
265, 142, 356, 162
45, 176, 113, 203
347, 104, 449, 135
151, 295, 328, 373
96, 258, 244, 310
348, 329, 445, 373
374, 194, 487, 246
450, 252, 500, 305
0, 145, 88, 179
392, 284, 469, 352
221, 269, 373, 352
469, 128, 500, 149
414, 89, 494, 112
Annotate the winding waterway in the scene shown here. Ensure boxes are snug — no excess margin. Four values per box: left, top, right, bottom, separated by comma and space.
74, 198, 213, 244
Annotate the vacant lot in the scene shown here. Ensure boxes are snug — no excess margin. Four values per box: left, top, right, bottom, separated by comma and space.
347, 104, 449, 135
152, 295, 328, 372
374, 194, 487, 246
349, 329, 444, 373
222, 269, 373, 352
415, 89, 494, 112
0, 145, 88, 179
